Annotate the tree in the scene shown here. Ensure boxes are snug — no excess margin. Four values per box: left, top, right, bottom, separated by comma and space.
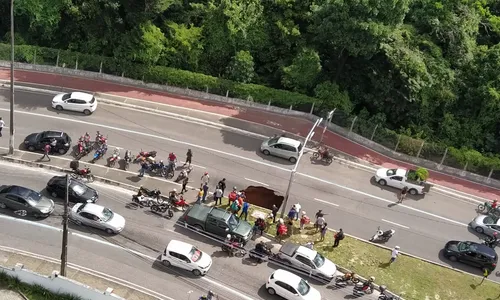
282, 48, 321, 93
162, 22, 203, 71
314, 81, 352, 113
115, 21, 166, 65
225, 50, 255, 83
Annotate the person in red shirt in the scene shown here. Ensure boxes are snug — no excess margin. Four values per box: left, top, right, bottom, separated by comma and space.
492, 199, 498, 209
41, 144, 51, 161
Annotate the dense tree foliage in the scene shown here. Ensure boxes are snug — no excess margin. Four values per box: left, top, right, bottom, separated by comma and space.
3, 0, 500, 154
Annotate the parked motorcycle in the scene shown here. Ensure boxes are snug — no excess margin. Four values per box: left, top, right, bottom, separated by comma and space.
150, 161, 166, 177
134, 150, 157, 163
221, 236, 246, 257
378, 286, 395, 300
137, 186, 162, 200
477, 202, 500, 217
108, 148, 121, 168
150, 203, 174, 218
312, 150, 333, 165
248, 243, 272, 263
75, 139, 86, 159
70, 167, 94, 182
94, 131, 107, 147
91, 145, 107, 163
369, 226, 395, 243
483, 236, 498, 248
131, 194, 155, 207
174, 166, 193, 183
169, 196, 189, 211
334, 273, 360, 286
353, 281, 374, 296
123, 150, 132, 170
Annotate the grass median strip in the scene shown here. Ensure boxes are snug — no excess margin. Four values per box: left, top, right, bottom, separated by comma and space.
215, 200, 500, 300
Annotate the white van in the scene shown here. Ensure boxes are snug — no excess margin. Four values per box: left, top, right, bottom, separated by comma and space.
260, 136, 302, 163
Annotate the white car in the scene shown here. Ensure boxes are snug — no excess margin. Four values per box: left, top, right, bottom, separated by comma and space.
52, 92, 97, 115
374, 168, 426, 195
161, 240, 212, 276
266, 269, 321, 300
69, 203, 125, 234
260, 136, 302, 163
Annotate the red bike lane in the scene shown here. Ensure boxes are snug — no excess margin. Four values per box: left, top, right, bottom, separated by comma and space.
0, 68, 498, 200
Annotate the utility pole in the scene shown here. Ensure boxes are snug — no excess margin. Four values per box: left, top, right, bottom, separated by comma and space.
319, 109, 335, 144
280, 118, 322, 218
9, 0, 15, 155
60, 174, 69, 276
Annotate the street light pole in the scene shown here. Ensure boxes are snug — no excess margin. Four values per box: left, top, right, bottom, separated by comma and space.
60, 174, 69, 276
319, 109, 335, 144
9, 0, 15, 155
280, 118, 323, 218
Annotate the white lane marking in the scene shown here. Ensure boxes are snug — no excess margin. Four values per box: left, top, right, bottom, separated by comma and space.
298, 172, 468, 227
0, 214, 62, 231
201, 277, 256, 300
313, 198, 339, 207
381, 219, 410, 229
244, 177, 269, 187
0, 245, 175, 300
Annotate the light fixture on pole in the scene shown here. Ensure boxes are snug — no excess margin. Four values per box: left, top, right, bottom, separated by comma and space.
319, 109, 335, 144
9, 0, 15, 155
280, 118, 323, 218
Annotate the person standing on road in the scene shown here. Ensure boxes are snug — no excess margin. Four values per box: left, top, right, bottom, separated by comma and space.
389, 246, 400, 264
40, 143, 51, 161
333, 228, 344, 247
201, 172, 210, 187
202, 182, 209, 203
0, 117, 5, 137
240, 200, 250, 221
183, 149, 192, 167
217, 178, 226, 196
181, 176, 189, 194
398, 187, 408, 203
214, 185, 223, 205
138, 161, 148, 177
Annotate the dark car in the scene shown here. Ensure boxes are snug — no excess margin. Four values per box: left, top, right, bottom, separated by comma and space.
444, 240, 498, 271
46, 176, 98, 203
0, 185, 55, 218
24, 130, 72, 154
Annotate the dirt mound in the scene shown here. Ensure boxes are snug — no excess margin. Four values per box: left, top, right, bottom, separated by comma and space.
243, 186, 283, 210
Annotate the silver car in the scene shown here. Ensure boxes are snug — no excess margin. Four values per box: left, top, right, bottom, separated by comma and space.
260, 136, 302, 163
469, 215, 500, 237
70, 203, 125, 234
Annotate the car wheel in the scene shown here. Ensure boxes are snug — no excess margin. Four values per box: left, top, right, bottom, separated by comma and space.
27, 145, 36, 152
289, 157, 297, 163
14, 210, 27, 217
193, 225, 203, 231
0, 202, 6, 209
409, 189, 418, 195
475, 227, 484, 234
58, 148, 67, 155
262, 150, 270, 156
83, 109, 91, 115
448, 255, 458, 262
192, 269, 202, 276
378, 179, 387, 186
51, 191, 58, 198
267, 287, 276, 295
162, 260, 171, 267
105, 228, 115, 234
55, 105, 63, 111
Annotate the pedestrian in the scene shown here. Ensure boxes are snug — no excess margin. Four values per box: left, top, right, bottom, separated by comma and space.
271, 204, 279, 223
315, 214, 326, 232
201, 172, 210, 187
333, 228, 344, 247
320, 223, 328, 241
228, 188, 238, 204
196, 188, 204, 204
0, 117, 5, 137
138, 161, 148, 177
398, 187, 408, 203
181, 176, 189, 194
287, 205, 298, 220
214, 185, 223, 205
202, 183, 209, 203
240, 200, 250, 220
229, 198, 239, 213
389, 246, 400, 264
299, 211, 309, 231
217, 178, 226, 196
183, 149, 192, 166
315, 209, 328, 219
40, 143, 51, 161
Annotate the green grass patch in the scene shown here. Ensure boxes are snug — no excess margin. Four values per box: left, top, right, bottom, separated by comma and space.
0, 271, 82, 300
218, 200, 500, 300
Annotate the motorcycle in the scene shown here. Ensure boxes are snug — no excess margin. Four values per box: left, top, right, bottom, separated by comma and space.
95, 131, 107, 147
483, 236, 498, 248
138, 186, 162, 200
131, 194, 156, 208
221, 237, 246, 257
150, 161, 166, 177
134, 150, 157, 163
70, 167, 94, 182
108, 148, 120, 168
378, 285, 395, 300
170, 196, 189, 211
174, 166, 193, 183
122, 150, 132, 170
248, 244, 272, 263
150, 203, 174, 218
75, 138, 86, 159
91, 145, 107, 163
334, 273, 360, 286
353, 282, 374, 296
311, 149, 333, 165
369, 226, 395, 243
477, 202, 500, 217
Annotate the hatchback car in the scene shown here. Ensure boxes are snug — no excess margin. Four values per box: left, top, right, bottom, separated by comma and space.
266, 269, 321, 300
469, 215, 500, 237
24, 130, 72, 154
70, 203, 125, 234
52, 92, 97, 115
0, 185, 54, 218
260, 136, 302, 163
161, 240, 212, 276
46, 176, 98, 203
443, 240, 498, 272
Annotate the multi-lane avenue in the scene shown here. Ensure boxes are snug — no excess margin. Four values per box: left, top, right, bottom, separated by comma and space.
0, 86, 492, 282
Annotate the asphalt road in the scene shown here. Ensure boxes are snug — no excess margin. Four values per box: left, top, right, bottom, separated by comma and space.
0, 87, 492, 280
0, 160, 383, 300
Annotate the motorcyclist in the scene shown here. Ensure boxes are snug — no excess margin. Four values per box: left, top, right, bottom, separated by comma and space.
318, 146, 330, 159
168, 188, 178, 200
485, 232, 498, 248
362, 276, 375, 292
343, 271, 356, 281
492, 199, 498, 209
254, 241, 268, 254
168, 152, 177, 165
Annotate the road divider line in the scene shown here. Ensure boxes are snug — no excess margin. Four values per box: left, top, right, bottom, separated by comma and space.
244, 177, 269, 187
313, 198, 339, 207
381, 219, 410, 229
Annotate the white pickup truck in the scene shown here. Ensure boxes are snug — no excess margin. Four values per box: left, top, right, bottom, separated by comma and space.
276, 242, 337, 281
374, 168, 430, 195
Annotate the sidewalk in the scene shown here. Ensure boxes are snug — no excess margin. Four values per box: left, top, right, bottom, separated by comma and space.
0, 68, 499, 199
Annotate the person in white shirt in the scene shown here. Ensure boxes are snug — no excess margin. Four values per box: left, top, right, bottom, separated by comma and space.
0, 117, 5, 137
390, 246, 400, 264
200, 172, 210, 187
214, 186, 223, 205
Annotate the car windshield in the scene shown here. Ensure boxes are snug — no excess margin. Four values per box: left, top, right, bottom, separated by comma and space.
386, 169, 397, 176
313, 252, 326, 268
62, 93, 71, 100
227, 214, 238, 230
72, 183, 87, 196
189, 246, 203, 262
297, 279, 311, 296
101, 208, 114, 222
268, 137, 279, 145
483, 217, 496, 225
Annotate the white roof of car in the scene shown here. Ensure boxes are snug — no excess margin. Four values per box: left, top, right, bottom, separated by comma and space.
80, 203, 105, 216
166, 240, 194, 254
71, 92, 94, 101
296, 246, 317, 260
394, 169, 407, 177
272, 269, 302, 286
278, 137, 301, 148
